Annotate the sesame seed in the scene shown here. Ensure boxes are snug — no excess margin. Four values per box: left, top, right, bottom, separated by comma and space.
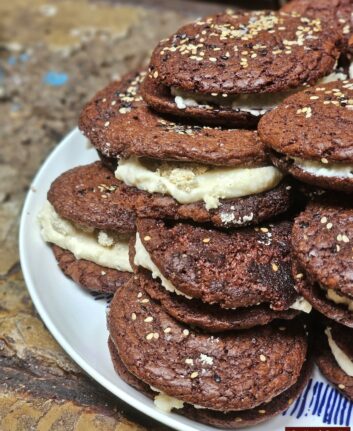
271, 263, 279, 272
321, 158, 329, 164
101, 271, 106, 275
339, 384, 346, 389
144, 316, 153, 323
141, 299, 150, 304
209, 57, 217, 62
137, 292, 143, 298
185, 358, 194, 365
111, 100, 116, 106
260, 227, 269, 233
146, 333, 154, 340
164, 327, 171, 333
310, 96, 319, 100
153, 332, 159, 339
203, 238, 210, 243
144, 235, 151, 241
342, 235, 349, 243
190, 372, 199, 379
260, 354, 267, 362
326, 223, 333, 230
153, 71, 159, 78
104, 121, 110, 127
131, 313, 137, 321
295, 273, 303, 279
183, 329, 190, 336
320, 217, 327, 224
258, 410, 266, 414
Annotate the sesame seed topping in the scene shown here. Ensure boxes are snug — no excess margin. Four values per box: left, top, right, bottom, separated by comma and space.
144, 316, 153, 323
131, 313, 137, 321
271, 263, 279, 272
183, 329, 190, 336
190, 371, 199, 379
326, 223, 333, 230
164, 327, 171, 333
321, 158, 328, 164
339, 384, 346, 389
320, 217, 327, 224
146, 332, 154, 340
260, 354, 267, 362
144, 235, 151, 241
258, 410, 266, 414
260, 227, 269, 233
185, 358, 194, 365
141, 298, 150, 304
104, 121, 110, 127
203, 238, 211, 243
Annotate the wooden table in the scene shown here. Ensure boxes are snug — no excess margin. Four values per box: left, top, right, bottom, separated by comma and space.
0, 1, 280, 429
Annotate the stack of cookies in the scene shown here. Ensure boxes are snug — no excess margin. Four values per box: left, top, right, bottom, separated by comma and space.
38, 6, 353, 429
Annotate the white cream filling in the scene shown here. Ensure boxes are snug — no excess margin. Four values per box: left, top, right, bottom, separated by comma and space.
290, 296, 312, 314
38, 201, 133, 272
171, 72, 346, 115
153, 391, 185, 413
293, 158, 353, 179
115, 157, 283, 210
134, 233, 192, 299
349, 62, 353, 79
325, 327, 353, 377
327, 289, 353, 312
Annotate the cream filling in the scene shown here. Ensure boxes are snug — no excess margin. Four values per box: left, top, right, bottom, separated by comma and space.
290, 296, 312, 314
135, 233, 311, 314
134, 233, 191, 298
293, 158, 353, 179
326, 288, 353, 312
325, 327, 353, 377
171, 72, 346, 115
349, 62, 353, 79
115, 157, 283, 210
38, 201, 133, 272
153, 391, 185, 413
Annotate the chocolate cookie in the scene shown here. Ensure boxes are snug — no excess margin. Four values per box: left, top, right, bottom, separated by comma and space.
48, 162, 136, 233
51, 162, 293, 229
282, 0, 353, 59
139, 271, 299, 332
292, 260, 353, 328
108, 336, 313, 429
292, 200, 353, 322
135, 218, 298, 310
52, 245, 131, 294
258, 80, 353, 193
314, 321, 353, 401
79, 71, 267, 166
108, 273, 308, 412
142, 11, 341, 125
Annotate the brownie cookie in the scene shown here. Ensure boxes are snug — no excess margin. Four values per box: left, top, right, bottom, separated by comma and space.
49, 162, 293, 229
292, 200, 353, 324
140, 271, 299, 332
47, 162, 136, 233
282, 0, 353, 60
259, 80, 353, 193
134, 218, 300, 310
314, 321, 353, 401
79, 71, 267, 166
52, 245, 131, 294
142, 11, 341, 125
108, 274, 308, 412
108, 336, 313, 429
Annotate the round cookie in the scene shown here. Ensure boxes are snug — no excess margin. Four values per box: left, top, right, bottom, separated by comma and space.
292, 260, 353, 328
79, 71, 267, 165
135, 218, 298, 310
258, 80, 353, 193
314, 321, 353, 401
48, 162, 137, 233
282, 0, 353, 59
140, 271, 299, 332
52, 245, 131, 294
142, 11, 341, 125
51, 162, 293, 230
108, 274, 308, 412
108, 336, 313, 429
292, 200, 353, 324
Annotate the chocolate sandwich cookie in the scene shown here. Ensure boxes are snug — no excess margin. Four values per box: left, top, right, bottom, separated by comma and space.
259, 80, 353, 193
79, 71, 266, 166
108, 336, 313, 429
108, 274, 309, 413
292, 200, 353, 327
141, 273, 299, 332
134, 218, 303, 311
47, 161, 293, 230
142, 11, 341, 126
282, 0, 353, 62
314, 320, 353, 401
52, 246, 130, 294
38, 162, 136, 294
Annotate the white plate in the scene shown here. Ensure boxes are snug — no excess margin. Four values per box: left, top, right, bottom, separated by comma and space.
20, 128, 353, 431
